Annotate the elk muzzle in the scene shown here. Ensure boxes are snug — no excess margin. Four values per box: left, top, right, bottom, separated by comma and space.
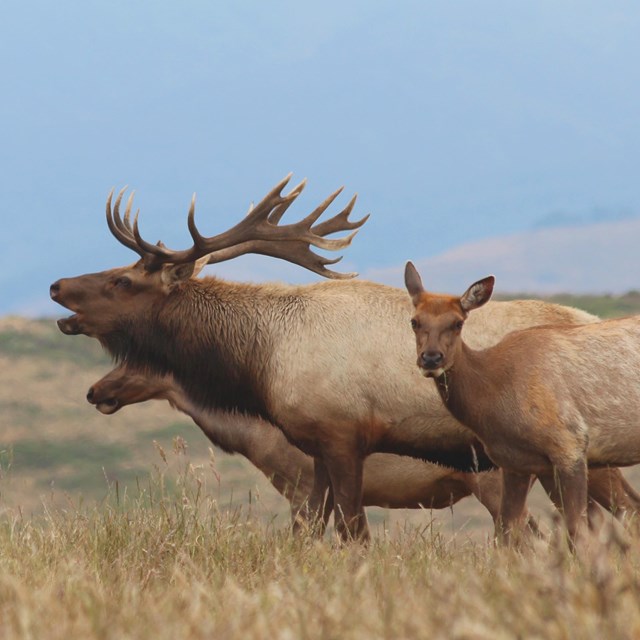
419, 351, 445, 375
50, 278, 88, 335
86, 385, 121, 415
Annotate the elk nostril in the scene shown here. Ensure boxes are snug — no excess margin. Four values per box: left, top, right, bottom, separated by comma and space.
50, 282, 61, 299
421, 351, 444, 367
86, 387, 95, 402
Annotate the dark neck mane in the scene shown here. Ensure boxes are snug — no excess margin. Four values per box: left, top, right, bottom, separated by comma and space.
101, 278, 287, 418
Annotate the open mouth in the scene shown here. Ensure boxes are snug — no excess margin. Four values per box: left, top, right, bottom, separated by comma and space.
57, 315, 82, 335
95, 398, 121, 415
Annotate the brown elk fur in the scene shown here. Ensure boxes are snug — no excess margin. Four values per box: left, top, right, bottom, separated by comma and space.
87, 364, 640, 534
53, 259, 636, 539
405, 261, 640, 543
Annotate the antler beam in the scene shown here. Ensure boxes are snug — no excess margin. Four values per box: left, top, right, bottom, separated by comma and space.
105, 175, 368, 279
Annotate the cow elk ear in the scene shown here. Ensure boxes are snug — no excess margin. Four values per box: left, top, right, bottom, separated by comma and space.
460, 276, 495, 312
404, 261, 425, 305
161, 262, 199, 286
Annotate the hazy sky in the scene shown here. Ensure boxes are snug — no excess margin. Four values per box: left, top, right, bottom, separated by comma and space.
3, 2, 640, 314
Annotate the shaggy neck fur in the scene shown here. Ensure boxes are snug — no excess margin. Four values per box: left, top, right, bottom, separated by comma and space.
101, 277, 303, 419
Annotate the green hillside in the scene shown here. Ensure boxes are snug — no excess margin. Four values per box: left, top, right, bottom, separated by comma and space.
496, 290, 640, 318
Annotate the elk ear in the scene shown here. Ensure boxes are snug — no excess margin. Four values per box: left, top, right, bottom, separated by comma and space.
460, 276, 495, 312
404, 262, 425, 304
161, 262, 198, 286
191, 256, 210, 278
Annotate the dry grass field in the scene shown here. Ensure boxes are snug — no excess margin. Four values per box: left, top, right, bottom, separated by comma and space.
2, 304, 640, 638
1, 454, 640, 639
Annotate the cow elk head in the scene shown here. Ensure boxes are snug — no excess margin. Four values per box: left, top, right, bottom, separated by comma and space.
404, 261, 494, 377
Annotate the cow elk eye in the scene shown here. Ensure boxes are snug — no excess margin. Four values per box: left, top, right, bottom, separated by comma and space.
114, 277, 132, 289
454, 320, 464, 331
410, 318, 418, 329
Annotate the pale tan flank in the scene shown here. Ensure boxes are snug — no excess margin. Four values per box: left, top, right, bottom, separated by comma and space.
50, 176, 629, 540
405, 261, 640, 544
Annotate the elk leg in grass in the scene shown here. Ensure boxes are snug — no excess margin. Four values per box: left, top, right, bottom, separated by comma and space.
584, 467, 640, 523
324, 452, 369, 542
296, 458, 334, 536
498, 471, 534, 545
554, 462, 589, 544
472, 471, 541, 538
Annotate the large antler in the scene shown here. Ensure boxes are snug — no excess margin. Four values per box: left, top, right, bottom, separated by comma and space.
105, 175, 369, 279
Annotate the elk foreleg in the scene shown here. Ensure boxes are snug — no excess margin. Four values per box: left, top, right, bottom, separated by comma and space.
324, 453, 369, 543
498, 470, 534, 546
293, 457, 334, 537
541, 461, 588, 546
468, 471, 540, 538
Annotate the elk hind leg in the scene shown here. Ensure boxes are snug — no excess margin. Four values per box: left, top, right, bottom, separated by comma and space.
555, 461, 588, 545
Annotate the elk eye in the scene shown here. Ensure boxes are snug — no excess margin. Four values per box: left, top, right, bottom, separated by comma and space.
114, 276, 132, 289
410, 318, 418, 329
454, 320, 464, 331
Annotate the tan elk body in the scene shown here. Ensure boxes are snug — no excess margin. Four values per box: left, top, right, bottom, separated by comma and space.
87, 364, 640, 533
50, 176, 628, 539
405, 261, 640, 541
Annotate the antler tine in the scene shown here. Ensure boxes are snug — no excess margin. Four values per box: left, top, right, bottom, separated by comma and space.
106, 187, 147, 257
268, 185, 342, 229
123, 191, 136, 231
312, 194, 370, 237
244, 176, 306, 224
112, 187, 133, 235
185, 175, 306, 254
131, 211, 172, 258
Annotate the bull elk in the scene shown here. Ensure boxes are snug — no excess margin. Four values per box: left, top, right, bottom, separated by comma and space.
87, 364, 640, 534
405, 261, 640, 543
49, 175, 628, 540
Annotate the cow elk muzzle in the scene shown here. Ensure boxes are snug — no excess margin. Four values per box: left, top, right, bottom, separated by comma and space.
420, 351, 444, 371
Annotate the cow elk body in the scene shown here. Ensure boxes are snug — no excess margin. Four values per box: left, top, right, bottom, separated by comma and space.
405, 261, 640, 543
50, 175, 624, 540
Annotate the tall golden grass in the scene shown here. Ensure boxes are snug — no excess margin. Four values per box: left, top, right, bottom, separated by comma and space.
1, 443, 639, 640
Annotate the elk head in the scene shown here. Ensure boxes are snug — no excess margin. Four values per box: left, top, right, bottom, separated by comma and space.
404, 262, 494, 377
50, 175, 368, 339
86, 364, 172, 414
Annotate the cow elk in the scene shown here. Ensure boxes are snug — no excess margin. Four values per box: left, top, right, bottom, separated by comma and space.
49, 175, 627, 541
405, 260, 640, 544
